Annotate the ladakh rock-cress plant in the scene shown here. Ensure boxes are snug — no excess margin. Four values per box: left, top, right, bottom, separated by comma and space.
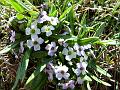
0, 0, 114, 90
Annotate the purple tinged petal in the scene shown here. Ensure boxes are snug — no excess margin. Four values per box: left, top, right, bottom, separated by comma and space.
27, 40, 33, 48
31, 34, 38, 40
77, 77, 84, 84
63, 73, 70, 79
37, 37, 44, 44
34, 44, 40, 51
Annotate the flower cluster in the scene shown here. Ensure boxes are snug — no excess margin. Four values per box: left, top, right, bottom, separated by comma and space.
43, 41, 92, 89
25, 11, 59, 52
9, 10, 94, 90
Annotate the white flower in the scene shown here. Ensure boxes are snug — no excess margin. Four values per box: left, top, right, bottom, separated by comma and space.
25, 23, 40, 40
62, 83, 69, 89
45, 42, 58, 56
60, 80, 75, 89
58, 39, 68, 47
49, 17, 59, 25
73, 43, 86, 56
73, 43, 89, 60
19, 41, 24, 53
41, 25, 55, 36
83, 44, 91, 49
74, 61, 88, 76
54, 65, 70, 80
27, 37, 44, 51
68, 80, 75, 89
10, 30, 15, 42
77, 77, 84, 84
38, 11, 50, 23
45, 63, 54, 81
62, 47, 76, 61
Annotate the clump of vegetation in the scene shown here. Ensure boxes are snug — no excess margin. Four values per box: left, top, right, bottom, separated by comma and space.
0, 0, 120, 90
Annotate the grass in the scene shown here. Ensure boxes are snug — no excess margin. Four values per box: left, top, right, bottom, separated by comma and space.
0, 0, 120, 90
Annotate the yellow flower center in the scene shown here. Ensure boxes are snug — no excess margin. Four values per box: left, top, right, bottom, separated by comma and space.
31, 29, 35, 34
45, 27, 50, 32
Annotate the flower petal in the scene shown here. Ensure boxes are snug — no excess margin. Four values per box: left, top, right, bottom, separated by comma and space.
65, 55, 72, 61
31, 34, 38, 40
31, 22, 37, 29
73, 43, 79, 50
37, 37, 44, 44
19, 41, 24, 53
77, 77, 84, 84
74, 69, 81, 76
35, 28, 40, 34
41, 11, 47, 15
27, 40, 33, 48
62, 65, 68, 72
62, 48, 68, 55
51, 42, 56, 47
49, 25, 55, 30
56, 73, 62, 80
41, 26, 47, 32
48, 51, 55, 56
71, 52, 76, 58
45, 44, 51, 50
46, 31, 52, 36
25, 28, 31, 35
34, 44, 40, 51
63, 73, 70, 80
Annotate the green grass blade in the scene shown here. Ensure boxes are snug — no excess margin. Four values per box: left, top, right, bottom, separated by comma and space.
94, 22, 106, 37
59, 6, 72, 21
25, 63, 47, 90
9, 0, 25, 13
89, 73, 111, 86
12, 49, 31, 90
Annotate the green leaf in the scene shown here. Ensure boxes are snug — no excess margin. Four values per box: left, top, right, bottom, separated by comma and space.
84, 75, 92, 81
31, 51, 48, 59
65, 35, 77, 42
62, 0, 70, 11
12, 49, 31, 90
89, 73, 111, 86
25, 63, 47, 90
68, 6, 75, 35
49, 10, 57, 17
77, 13, 87, 38
30, 72, 47, 90
49, 4, 57, 17
77, 37, 100, 45
16, 13, 24, 20
96, 40, 120, 45
96, 65, 112, 77
16, 0, 30, 11
87, 81, 91, 90
112, 1, 120, 14
26, 63, 46, 85
81, 13, 87, 26
94, 22, 106, 37
59, 6, 72, 21
89, 61, 112, 78
0, 42, 18, 55
29, 10, 39, 18
9, 0, 25, 13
